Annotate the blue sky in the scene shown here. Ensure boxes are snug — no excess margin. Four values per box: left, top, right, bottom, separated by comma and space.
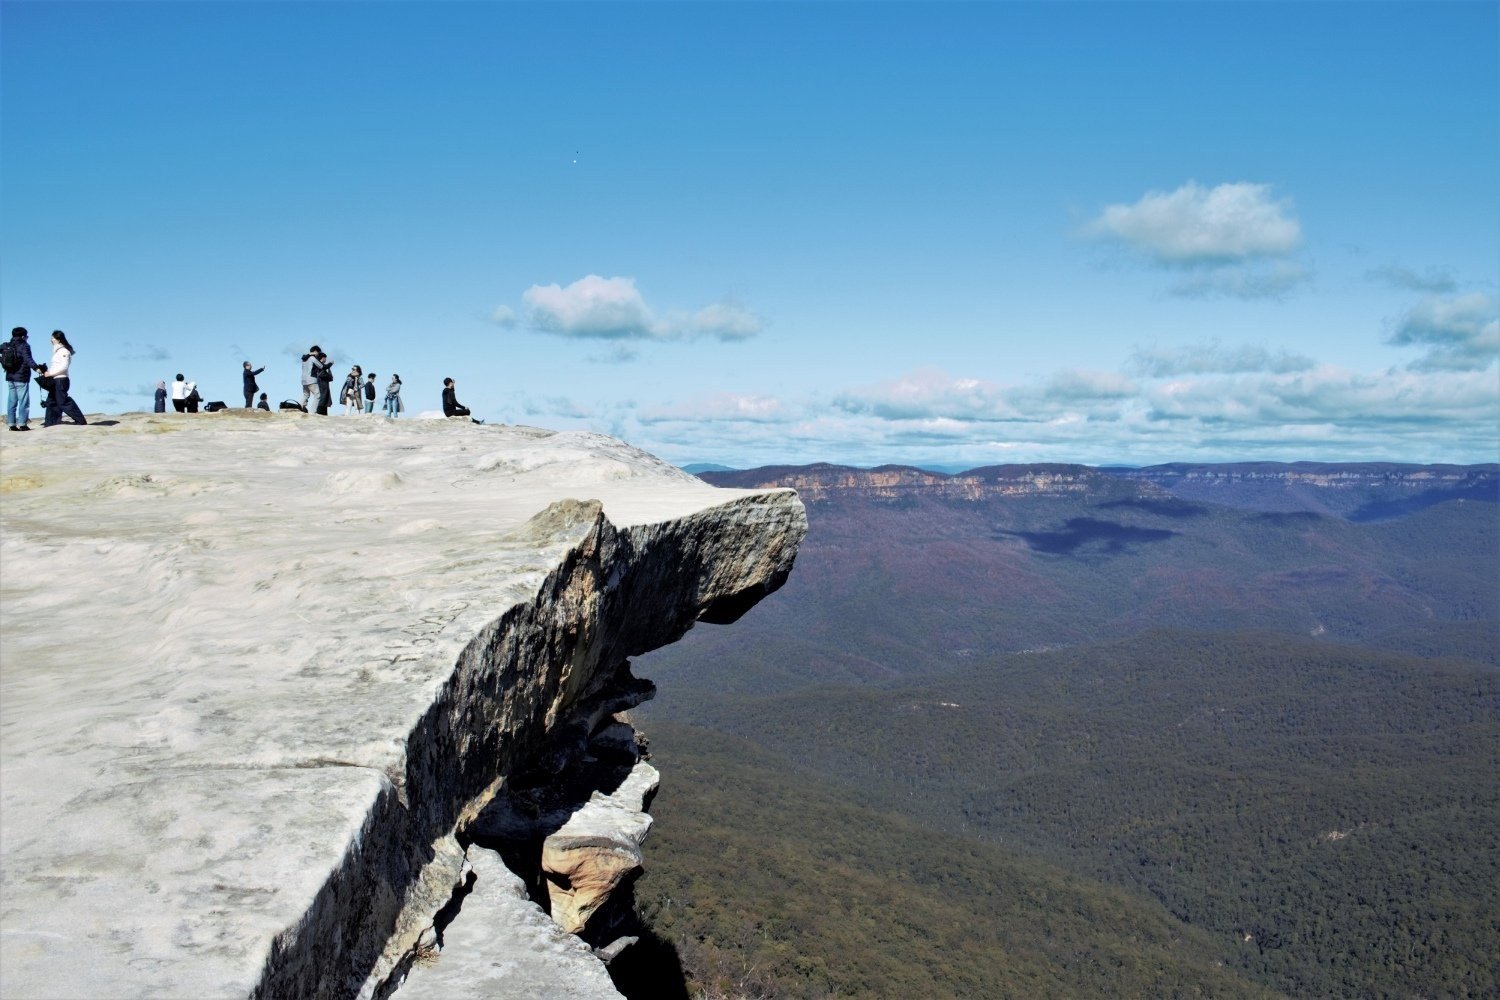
3, 1, 1496, 468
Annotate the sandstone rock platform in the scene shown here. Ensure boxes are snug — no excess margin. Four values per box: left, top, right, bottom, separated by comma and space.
0, 411, 805, 998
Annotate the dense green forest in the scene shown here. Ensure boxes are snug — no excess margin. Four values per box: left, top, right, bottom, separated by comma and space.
624, 472, 1498, 999
615, 721, 1280, 1000
641, 631, 1498, 997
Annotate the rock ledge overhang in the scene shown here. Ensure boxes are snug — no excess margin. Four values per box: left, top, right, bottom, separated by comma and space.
0, 412, 806, 999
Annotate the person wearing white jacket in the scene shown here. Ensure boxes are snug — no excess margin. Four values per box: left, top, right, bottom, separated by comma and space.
41, 330, 86, 427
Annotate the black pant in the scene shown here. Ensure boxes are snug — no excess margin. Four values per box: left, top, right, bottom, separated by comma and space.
44, 376, 86, 426
173, 399, 187, 413
244, 391, 255, 408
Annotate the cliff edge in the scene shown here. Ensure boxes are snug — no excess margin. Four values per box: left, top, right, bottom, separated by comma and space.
0, 412, 806, 998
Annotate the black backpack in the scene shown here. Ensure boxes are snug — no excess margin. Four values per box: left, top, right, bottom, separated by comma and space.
0, 340, 22, 374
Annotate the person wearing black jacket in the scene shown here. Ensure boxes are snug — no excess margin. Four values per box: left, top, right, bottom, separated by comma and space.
4, 327, 38, 431
442, 378, 483, 424
242, 361, 265, 408
313, 352, 334, 415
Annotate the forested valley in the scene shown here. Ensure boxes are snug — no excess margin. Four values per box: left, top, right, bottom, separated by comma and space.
620, 464, 1498, 999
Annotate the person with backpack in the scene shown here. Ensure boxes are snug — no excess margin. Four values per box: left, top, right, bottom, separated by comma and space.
40, 330, 86, 427
4, 327, 38, 431
242, 361, 265, 409
363, 372, 378, 414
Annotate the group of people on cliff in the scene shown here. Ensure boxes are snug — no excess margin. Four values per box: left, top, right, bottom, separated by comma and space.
4, 327, 86, 430
286, 345, 476, 421
6, 328, 484, 428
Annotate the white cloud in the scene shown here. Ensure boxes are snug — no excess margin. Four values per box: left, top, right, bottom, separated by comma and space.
1130, 342, 1316, 377
490, 305, 518, 327
690, 300, 763, 341
523, 275, 661, 340
639, 392, 790, 425
518, 275, 764, 342
624, 356, 1497, 469
1387, 293, 1499, 372
1085, 181, 1309, 300
1146, 366, 1497, 426
833, 369, 1020, 422
1088, 181, 1302, 265
833, 368, 1144, 424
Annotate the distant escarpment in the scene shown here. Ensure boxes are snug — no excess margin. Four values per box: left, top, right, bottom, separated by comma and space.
0, 414, 805, 999
704, 460, 1498, 519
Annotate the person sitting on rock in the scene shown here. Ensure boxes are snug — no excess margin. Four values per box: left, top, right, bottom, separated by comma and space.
441, 378, 482, 423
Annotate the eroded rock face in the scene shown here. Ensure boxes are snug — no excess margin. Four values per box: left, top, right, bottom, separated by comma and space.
0, 414, 805, 999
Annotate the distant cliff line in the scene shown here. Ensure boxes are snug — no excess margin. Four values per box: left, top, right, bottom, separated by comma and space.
697, 461, 1498, 516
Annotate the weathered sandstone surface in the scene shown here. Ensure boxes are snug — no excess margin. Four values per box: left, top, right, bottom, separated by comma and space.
0, 412, 805, 998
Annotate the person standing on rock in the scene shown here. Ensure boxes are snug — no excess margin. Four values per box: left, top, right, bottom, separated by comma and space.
341, 365, 363, 415
41, 330, 86, 427
363, 372, 377, 413
4, 327, 38, 431
154, 380, 167, 413
384, 374, 403, 417
313, 351, 334, 415
242, 361, 265, 409
171, 374, 190, 413
300, 345, 321, 411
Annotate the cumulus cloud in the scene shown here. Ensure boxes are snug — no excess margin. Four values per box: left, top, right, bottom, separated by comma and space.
690, 300, 763, 341
1085, 181, 1309, 300
523, 275, 658, 339
834, 369, 1019, 422
519, 275, 764, 342
832, 368, 1138, 424
1130, 342, 1316, 377
1088, 181, 1302, 265
1387, 293, 1499, 371
639, 392, 790, 425
1146, 366, 1497, 426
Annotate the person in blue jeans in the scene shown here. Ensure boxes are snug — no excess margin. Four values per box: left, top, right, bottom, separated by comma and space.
3, 327, 38, 431
384, 374, 402, 417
